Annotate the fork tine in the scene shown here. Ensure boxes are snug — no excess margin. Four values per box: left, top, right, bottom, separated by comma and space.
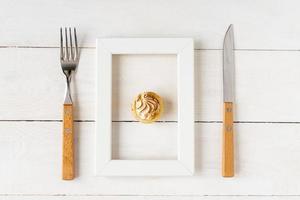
74, 28, 78, 60
60, 28, 64, 60
69, 27, 74, 60
65, 27, 69, 60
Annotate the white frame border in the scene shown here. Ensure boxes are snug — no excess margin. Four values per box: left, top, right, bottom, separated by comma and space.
96, 38, 194, 176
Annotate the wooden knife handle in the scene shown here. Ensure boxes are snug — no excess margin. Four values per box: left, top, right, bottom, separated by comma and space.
62, 104, 74, 180
222, 102, 234, 177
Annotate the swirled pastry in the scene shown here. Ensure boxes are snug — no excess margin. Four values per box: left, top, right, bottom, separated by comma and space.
131, 91, 164, 123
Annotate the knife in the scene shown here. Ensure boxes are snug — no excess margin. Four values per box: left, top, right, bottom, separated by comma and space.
222, 24, 235, 177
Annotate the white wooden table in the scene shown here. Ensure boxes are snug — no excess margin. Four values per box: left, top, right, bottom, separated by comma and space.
1, 0, 300, 199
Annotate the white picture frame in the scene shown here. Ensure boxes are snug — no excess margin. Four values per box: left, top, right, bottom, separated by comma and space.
96, 38, 194, 176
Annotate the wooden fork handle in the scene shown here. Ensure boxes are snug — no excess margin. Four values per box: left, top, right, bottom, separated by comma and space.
222, 102, 234, 177
62, 104, 74, 180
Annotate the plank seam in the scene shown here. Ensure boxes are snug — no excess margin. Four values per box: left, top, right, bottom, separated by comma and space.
1, 46, 300, 51
1, 120, 300, 124
1, 194, 300, 197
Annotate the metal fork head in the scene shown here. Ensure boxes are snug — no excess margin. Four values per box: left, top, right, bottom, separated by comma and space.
60, 27, 79, 76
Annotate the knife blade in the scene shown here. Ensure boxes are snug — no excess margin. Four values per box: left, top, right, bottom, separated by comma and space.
222, 24, 235, 177
223, 24, 235, 102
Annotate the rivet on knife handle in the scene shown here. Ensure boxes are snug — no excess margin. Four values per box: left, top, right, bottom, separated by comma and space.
63, 104, 74, 180
222, 102, 234, 177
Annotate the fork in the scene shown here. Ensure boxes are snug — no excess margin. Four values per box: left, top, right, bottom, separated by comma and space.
60, 27, 79, 180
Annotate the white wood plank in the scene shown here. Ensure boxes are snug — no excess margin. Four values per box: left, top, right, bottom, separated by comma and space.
1, 122, 300, 195
0, 48, 96, 120
1, 48, 300, 122
112, 122, 177, 160
196, 50, 300, 122
1, 0, 300, 49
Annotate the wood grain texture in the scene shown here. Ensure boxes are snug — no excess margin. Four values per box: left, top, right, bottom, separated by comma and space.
2, 49, 300, 122
1, 122, 300, 195
62, 104, 74, 180
1, 0, 300, 198
222, 102, 234, 177
1, 0, 300, 50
